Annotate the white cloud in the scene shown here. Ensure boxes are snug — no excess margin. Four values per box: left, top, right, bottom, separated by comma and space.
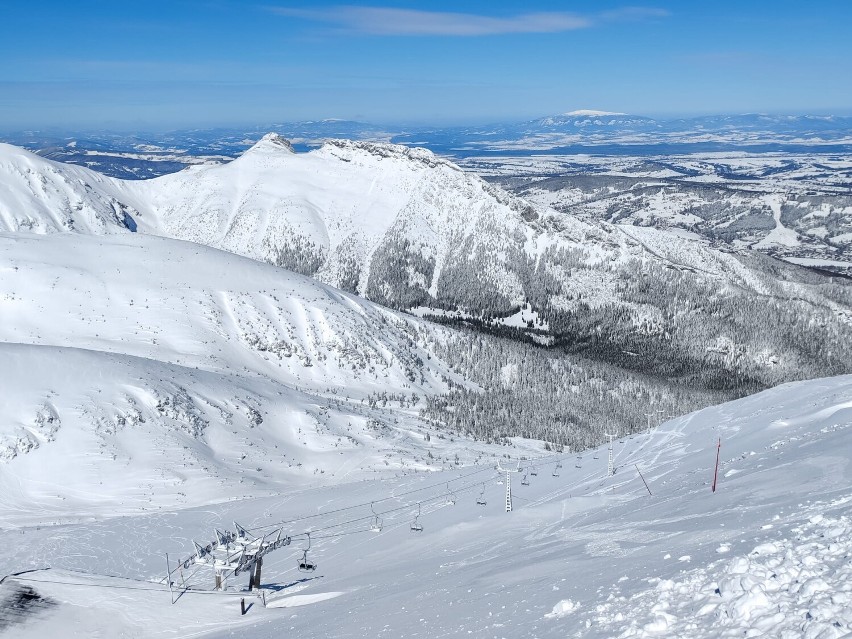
268, 6, 665, 36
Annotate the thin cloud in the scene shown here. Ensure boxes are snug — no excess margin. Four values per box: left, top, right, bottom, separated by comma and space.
267, 6, 666, 36
599, 7, 670, 22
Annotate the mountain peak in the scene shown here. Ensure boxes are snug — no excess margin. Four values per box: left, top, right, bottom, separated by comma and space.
320, 138, 460, 172
563, 109, 627, 117
246, 133, 296, 154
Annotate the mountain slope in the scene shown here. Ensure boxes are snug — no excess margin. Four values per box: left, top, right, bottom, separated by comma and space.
1, 372, 850, 638
2, 232, 554, 521
0, 231, 454, 392
118, 133, 549, 307
2, 137, 852, 398
0, 143, 136, 234
117, 137, 852, 391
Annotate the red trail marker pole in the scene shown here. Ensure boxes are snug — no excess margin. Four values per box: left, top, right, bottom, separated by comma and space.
712, 438, 721, 493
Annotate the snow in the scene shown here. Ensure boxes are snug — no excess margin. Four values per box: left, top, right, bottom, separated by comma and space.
2, 368, 851, 638
546, 598, 580, 618
784, 256, 852, 270
753, 194, 801, 249
563, 110, 628, 117
593, 511, 852, 638
0, 232, 558, 524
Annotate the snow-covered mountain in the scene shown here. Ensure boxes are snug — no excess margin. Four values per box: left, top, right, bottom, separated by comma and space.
119, 134, 555, 309
2, 232, 555, 522
530, 110, 658, 130
2, 138, 852, 395
0, 142, 138, 233
116, 138, 852, 391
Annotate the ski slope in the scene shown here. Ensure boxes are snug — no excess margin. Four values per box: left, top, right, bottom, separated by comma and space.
2, 374, 850, 638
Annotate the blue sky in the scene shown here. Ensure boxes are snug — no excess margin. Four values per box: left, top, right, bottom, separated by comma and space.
1, 1, 851, 130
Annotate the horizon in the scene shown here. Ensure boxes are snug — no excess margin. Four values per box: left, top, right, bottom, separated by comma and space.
2, 1, 851, 130
5, 108, 852, 137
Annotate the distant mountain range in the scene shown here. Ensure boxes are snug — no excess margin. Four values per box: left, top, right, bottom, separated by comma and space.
2, 111, 851, 179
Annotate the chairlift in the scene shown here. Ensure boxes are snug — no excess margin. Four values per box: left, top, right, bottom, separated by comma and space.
530, 466, 538, 477
297, 532, 316, 572
521, 473, 529, 486
410, 502, 424, 532
445, 482, 456, 506
552, 462, 560, 478
369, 502, 383, 532
476, 483, 487, 506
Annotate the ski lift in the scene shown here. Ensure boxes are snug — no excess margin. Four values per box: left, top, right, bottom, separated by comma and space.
552, 462, 561, 478
530, 466, 538, 477
410, 502, 424, 533
297, 533, 316, 572
369, 502, 383, 532
521, 473, 529, 486
445, 482, 456, 506
476, 483, 487, 506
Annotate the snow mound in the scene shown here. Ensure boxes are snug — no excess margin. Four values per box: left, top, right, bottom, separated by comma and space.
588, 509, 852, 638
246, 133, 296, 154
547, 598, 580, 618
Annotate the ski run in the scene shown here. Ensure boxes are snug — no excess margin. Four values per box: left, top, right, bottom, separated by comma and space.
1, 373, 851, 637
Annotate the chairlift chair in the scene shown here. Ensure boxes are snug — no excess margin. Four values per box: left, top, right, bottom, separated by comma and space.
410, 502, 424, 532
297, 532, 316, 572
476, 483, 487, 506
445, 482, 456, 506
521, 473, 529, 486
369, 502, 383, 532
530, 466, 538, 477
